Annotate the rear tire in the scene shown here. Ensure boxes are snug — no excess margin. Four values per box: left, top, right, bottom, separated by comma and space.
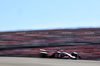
40, 53, 48, 58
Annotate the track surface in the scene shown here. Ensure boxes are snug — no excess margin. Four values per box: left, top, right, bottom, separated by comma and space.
0, 57, 99, 66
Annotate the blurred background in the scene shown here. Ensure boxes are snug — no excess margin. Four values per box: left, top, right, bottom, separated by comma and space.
0, 0, 100, 60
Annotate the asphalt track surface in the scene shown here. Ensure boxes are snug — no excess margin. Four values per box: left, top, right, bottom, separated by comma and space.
0, 57, 99, 66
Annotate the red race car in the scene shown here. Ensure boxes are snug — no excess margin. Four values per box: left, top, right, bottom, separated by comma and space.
40, 49, 81, 60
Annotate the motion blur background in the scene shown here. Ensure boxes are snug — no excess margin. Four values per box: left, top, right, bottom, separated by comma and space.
0, 0, 100, 60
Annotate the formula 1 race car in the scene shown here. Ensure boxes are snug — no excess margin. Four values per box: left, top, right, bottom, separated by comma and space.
40, 49, 81, 60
